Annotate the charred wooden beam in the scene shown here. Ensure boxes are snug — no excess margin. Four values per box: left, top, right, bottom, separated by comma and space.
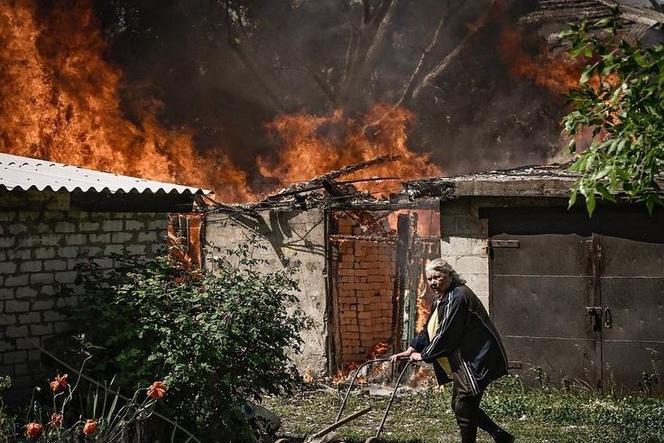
329, 233, 397, 243
263, 154, 400, 202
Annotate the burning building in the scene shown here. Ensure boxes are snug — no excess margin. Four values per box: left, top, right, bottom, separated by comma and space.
203, 156, 443, 377
1, 0, 663, 392
5, 0, 661, 201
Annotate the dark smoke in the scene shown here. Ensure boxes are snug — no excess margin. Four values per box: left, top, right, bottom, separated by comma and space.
92, 0, 573, 187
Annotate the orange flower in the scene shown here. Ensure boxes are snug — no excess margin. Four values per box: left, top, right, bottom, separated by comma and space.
50, 374, 68, 393
82, 419, 97, 435
25, 422, 43, 439
147, 381, 167, 399
49, 412, 63, 427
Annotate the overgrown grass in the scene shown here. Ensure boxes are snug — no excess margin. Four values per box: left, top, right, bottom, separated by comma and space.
265, 376, 664, 442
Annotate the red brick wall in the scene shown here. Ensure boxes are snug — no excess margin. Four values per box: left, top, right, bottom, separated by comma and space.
332, 217, 396, 363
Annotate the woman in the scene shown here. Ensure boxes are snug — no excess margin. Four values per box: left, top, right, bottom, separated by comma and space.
390, 258, 514, 443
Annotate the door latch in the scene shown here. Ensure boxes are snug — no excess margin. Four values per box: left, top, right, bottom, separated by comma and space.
585, 306, 602, 332
603, 307, 612, 329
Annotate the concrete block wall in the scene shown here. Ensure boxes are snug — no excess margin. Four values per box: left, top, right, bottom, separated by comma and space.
204, 210, 329, 377
0, 211, 168, 393
333, 218, 396, 363
439, 201, 490, 310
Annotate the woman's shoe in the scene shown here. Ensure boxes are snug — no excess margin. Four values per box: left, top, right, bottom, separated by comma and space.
492, 428, 515, 443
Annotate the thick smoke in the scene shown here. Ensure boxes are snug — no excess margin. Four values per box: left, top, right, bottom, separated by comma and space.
2, 0, 614, 200
94, 0, 573, 182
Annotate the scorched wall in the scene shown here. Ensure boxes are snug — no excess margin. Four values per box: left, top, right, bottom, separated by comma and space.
204, 209, 328, 377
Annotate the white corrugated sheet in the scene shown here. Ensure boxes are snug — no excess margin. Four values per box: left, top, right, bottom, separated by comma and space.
0, 153, 209, 195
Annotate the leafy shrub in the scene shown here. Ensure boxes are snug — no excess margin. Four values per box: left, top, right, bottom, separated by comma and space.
0, 376, 15, 439
58, 240, 311, 441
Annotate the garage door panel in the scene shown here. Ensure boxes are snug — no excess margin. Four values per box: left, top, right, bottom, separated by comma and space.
493, 275, 593, 337
502, 336, 600, 385
602, 238, 664, 277
491, 234, 589, 276
601, 278, 664, 342
601, 341, 664, 394
489, 207, 664, 392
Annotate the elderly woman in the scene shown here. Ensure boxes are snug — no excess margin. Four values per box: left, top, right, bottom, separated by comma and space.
390, 258, 514, 443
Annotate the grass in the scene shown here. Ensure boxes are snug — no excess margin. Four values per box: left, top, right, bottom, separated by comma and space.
264, 376, 664, 442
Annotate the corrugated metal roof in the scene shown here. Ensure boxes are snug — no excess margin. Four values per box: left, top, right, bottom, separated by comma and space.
0, 153, 210, 195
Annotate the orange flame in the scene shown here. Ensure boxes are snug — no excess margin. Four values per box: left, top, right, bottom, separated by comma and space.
0, 0, 253, 202
331, 361, 360, 385
0, 1, 442, 203
498, 27, 583, 95
365, 341, 390, 359
260, 104, 442, 196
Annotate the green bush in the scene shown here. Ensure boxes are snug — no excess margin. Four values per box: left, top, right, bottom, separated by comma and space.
58, 240, 311, 442
0, 376, 15, 439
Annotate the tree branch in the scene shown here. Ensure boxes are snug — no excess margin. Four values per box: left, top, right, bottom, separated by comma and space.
360, 1, 454, 132
339, 0, 400, 102
412, 0, 496, 99
222, 0, 287, 112
396, 3, 450, 107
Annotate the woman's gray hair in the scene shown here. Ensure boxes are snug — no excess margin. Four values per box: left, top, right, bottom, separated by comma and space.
425, 258, 466, 285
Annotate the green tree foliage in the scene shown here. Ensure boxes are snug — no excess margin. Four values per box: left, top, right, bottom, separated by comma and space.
59, 241, 311, 442
561, 18, 664, 215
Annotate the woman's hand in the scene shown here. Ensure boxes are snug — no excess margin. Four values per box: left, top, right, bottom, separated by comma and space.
409, 352, 422, 361
389, 347, 414, 363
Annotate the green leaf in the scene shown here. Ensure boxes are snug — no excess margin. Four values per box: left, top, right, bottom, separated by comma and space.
596, 184, 617, 203
568, 189, 578, 209
580, 63, 598, 84
586, 192, 597, 216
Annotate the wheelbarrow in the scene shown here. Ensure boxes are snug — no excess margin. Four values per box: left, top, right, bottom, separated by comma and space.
275, 357, 414, 443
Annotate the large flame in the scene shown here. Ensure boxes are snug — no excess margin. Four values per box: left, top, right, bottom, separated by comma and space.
0, 1, 441, 203
498, 27, 583, 95
260, 104, 442, 196
0, 0, 253, 202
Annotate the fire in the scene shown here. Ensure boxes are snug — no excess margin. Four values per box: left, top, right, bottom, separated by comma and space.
0, 1, 442, 203
331, 361, 360, 385
366, 341, 390, 359
260, 104, 442, 196
330, 341, 392, 384
498, 27, 583, 95
386, 209, 441, 237
0, 0, 253, 202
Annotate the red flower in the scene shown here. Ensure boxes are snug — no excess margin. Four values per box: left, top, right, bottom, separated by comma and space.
49, 412, 63, 428
25, 422, 43, 439
147, 381, 167, 399
82, 419, 97, 435
50, 374, 68, 393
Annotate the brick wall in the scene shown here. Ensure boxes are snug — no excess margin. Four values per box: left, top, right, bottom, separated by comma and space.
0, 210, 167, 397
439, 201, 490, 310
332, 217, 397, 363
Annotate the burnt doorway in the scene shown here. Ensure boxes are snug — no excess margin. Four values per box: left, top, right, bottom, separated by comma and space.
326, 207, 440, 375
487, 207, 664, 392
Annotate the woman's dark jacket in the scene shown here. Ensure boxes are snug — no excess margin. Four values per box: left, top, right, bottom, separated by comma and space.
410, 282, 509, 395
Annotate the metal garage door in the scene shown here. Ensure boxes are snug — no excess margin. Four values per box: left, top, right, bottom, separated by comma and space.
488, 207, 664, 392
598, 211, 664, 393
